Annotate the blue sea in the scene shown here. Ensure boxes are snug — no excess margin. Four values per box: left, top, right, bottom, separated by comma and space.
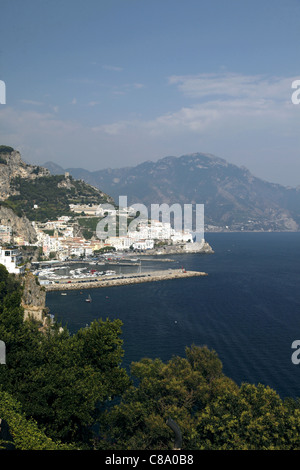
46, 232, 300, 399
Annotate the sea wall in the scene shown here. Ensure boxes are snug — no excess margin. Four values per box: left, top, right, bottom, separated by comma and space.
44, 269, 208, 292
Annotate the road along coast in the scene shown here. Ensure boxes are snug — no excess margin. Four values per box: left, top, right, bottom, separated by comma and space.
44, 269, 208, 292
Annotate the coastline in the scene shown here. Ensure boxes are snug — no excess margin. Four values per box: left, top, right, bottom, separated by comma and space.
136, 240, 214, 256
44, 268, 208, 292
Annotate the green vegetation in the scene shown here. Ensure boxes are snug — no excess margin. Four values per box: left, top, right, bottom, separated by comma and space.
94, 246, 116, 254
97, 347, 300, 450
0, 145, 14, 154
0, 199, 23, 218
78, 217, 101, 231
1, 266, 300, 450
77, 217, 102, 239
77, 214, 139, 240
0, 265, 130, 448
42, 229, 55, 236
0, 390, 74, 450
6, 175, 111, 223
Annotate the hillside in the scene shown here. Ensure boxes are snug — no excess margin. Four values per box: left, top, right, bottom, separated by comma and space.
44, 153, 300, 232
0, 146, 114, 223
0, 145, 49, 200
0, 203, 37, 243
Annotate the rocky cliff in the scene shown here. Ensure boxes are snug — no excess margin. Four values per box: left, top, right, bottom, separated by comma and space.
139, 240, 214, 255
0, 146, 49, 200
0, 145, 114, 240
21, 272, 46, 323
0, 204, 37, 243
0, 146, 48, 242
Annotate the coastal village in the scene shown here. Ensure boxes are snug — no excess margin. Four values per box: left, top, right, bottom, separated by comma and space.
34, 202, 195, 260
0, 197, 210, 326
0, 201, 210, 277
0, 147, 211, 320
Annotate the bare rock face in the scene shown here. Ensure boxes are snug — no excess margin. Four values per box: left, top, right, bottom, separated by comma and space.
21, 272, 46, 322
0, 204, 37, 243
0, 148, 49, 200
138, 240, 214, 255
0, 147, 47, 242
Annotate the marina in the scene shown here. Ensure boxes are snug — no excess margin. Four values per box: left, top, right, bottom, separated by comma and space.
43, 268, 208, 291
33, 254, 179, 288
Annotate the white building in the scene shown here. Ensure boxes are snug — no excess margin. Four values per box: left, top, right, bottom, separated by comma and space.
0, 225, 12, 244
132, 239, 154, 251
69, 204, 101, 215
0, 246, 25, 274
106, 236, 133, 251
171, 230, 194, 243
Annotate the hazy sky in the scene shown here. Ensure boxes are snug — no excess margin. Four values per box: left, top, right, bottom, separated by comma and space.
1, 0, 300, 186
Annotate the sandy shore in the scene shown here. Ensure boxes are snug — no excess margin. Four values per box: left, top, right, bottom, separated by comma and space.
44, 269, 208, 292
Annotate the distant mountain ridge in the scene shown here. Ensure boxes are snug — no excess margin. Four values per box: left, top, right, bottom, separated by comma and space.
43, 153, 300, 232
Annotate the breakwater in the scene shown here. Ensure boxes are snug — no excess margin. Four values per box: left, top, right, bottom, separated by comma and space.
44, 269, 208, 292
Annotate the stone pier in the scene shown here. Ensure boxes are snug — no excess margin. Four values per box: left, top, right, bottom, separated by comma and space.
44, 269, 208, 292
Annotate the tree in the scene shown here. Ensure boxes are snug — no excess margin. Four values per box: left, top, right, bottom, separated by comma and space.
0, 145, 14, 154
0, 318, 130, 445
97, 345, 236, 449
195, 383, 300, 450
98, 345, 300, 450
0, 266, 130, 447
0, 389, 74, 450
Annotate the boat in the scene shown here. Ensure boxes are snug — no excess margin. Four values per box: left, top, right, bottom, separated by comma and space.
85, 294, 92, 303
61, 293, 67, 296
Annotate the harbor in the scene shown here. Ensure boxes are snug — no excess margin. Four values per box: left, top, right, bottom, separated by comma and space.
44, 268, 208, 292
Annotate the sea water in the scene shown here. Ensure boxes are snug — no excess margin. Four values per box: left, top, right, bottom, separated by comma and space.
46, 232, 300, 399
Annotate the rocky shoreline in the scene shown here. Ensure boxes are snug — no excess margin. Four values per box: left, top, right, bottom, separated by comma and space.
136, 240, 214, 256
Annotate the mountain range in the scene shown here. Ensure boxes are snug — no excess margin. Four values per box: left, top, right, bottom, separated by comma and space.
43, 153, 300, 232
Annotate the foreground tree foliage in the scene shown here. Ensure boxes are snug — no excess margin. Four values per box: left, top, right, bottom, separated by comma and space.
2, 264, 300, 450
0, 265, 130, 448
0, 389, 74, 450
97, 346, 300, 450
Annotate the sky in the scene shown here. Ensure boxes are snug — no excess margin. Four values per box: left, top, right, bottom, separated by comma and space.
0, 0, 300, 186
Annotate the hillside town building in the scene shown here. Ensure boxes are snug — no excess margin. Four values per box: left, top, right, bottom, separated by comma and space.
0, 246, 24, 274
